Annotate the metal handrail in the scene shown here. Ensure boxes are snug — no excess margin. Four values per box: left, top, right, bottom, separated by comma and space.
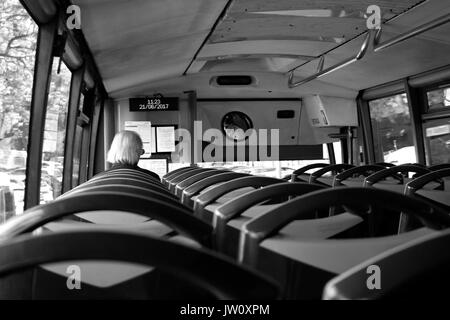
288, 32, 372, 88
287, 13, 450, 89
374, 13, 450, 52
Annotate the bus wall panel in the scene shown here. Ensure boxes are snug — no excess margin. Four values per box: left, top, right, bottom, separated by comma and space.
197, 100, 302, 146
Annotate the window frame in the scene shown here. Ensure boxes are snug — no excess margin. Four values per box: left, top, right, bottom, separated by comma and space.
421, 82, 450, 119
24, 19, 58, 210
360, 80, 412, 164
359, 65, 450, 166
19, 1, 108, 209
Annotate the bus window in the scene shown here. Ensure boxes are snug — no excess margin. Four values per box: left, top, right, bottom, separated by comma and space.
423, 118, 450, 166
40, 60, 72, 204
423, 84, 450, 165
72, 124, 83, 188
72, 93, 85, 188
0, 0, 38, 218
427, 85, 450, 111
368, 93, 416, 165
198, 144, 331, 178
332, 141, 343, 164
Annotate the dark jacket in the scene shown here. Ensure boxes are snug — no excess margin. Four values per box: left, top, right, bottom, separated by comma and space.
110, 163, 161, 181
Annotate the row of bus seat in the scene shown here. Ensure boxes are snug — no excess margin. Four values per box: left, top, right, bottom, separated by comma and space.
0, 168, 279, 299
162, 163, 450, 299
0, 162, 448, 299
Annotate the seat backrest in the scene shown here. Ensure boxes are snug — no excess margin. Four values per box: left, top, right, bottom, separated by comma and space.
399, 168, 450, 232
363, 164, 431, 191
333, 165, 386, 187
92, 169, 161, 182
62, 177, 175, 200
58, 184, 183, 207
0, 230, 279, 300
168, 168, 216, 193
309, 164, 355, 186
429, 163, 450, 171
162, 166, 198, 186
0, 191, 213, 246
193, 176, 283, 219
213, 182, 326, 252
239, 187, 450, 267
323, 229, 450, 299
181, 172, 249, 207
174, 170, 228, 198
290, 163, 329, 182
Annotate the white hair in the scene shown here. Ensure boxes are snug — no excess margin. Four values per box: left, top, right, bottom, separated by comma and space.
107, 131, 144, 165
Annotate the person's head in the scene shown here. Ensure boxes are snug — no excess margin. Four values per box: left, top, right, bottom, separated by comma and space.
107, 131, 145, 166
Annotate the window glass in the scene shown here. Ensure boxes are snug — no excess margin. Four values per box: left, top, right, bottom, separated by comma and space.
369, 93, 416, 165
333, 141, 343, 164
427, 86, 450, 111
0, 0, 38, 219
198, 145, 331, 178
78, 92, 85, 111
72, 93, 86, 188
40, 60, 72, 204
72, 125, 83, 188
423, 118, 450, 166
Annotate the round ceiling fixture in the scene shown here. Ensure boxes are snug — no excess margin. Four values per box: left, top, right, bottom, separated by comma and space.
221, 111, 253, 141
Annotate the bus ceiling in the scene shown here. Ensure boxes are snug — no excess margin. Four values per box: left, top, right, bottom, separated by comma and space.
21, 0, 450, 100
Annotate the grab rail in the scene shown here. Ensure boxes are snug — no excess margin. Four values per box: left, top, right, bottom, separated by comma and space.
288, 13, 450, 88
373, 13, 450, 52
288, 32, 372, 88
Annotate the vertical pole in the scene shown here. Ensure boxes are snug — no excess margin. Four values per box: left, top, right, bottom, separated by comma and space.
24, 20, 58, 209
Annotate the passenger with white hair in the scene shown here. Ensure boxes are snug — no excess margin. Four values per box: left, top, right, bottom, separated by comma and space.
107, 130, 160, 181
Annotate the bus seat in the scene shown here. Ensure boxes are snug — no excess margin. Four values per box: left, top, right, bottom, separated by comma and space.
323, 229, 450, 299
212, 182, 326, 257
167, 168, 216, 194
174, 170, 228, 198
162, 166, 198, 186
193, 176, 283, 223
399, 168, 450, 232
364, 164, 431, 193
62, 177, 177, 200
333, 165, 387, 187
181, 172, 249, 207
0, 191, 212, 247
92, 169, 162, 183
290, 163, 329, 182
238, 187, 450, 299
0, 231, 279, 299
309, 164, 355, 186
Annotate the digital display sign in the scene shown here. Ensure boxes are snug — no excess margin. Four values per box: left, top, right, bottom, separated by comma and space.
129, 97, 179, 112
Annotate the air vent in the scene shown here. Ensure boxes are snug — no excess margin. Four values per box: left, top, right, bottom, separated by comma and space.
216, 76, 253, 86
277, 110, 295, 119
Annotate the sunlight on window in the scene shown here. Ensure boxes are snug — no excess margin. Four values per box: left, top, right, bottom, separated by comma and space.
40, 61, 72, 204
369, 94, 417, 165
0, 0, 38, 219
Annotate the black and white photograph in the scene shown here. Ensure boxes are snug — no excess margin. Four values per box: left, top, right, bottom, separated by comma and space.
0, 0, 449, 309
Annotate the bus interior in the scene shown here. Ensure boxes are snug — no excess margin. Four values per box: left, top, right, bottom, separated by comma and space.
0, 0, 449, 300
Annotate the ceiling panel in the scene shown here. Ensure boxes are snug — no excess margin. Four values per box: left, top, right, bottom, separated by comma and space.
227, 0, 422, 14
210, 0, 425, 43
72, 0, 228, 94
188, 0, 425, 74
96, 33, 207, 79
210, 15, 366, 43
